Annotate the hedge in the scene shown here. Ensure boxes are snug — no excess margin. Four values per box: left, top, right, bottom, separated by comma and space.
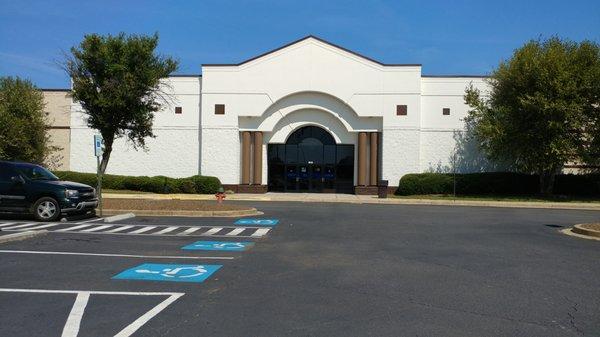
53, 171, 222, 194
396, 172, 600, 196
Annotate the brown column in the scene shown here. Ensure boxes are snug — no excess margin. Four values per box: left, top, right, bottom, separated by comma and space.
253, 131, 263, 185
241, 131, 251, 185
369, 132, 378, 186
358, 132, 367, 186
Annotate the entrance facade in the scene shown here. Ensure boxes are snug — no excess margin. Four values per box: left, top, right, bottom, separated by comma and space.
267, 126, 354, 193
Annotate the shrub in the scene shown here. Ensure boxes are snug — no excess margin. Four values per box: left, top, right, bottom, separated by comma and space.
396, 173, 453, 195
52, 171, 221, 194
397, 172, 600, 196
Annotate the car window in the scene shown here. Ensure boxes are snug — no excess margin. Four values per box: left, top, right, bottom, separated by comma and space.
13, 163, 59, 181
0, 164, 18, 182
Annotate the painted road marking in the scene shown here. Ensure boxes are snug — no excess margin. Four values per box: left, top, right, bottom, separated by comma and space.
56, 224, 94, 232
0, 222, 17, 227
2, 223, 39, 230
80, 225, 113, 232
182, 241, 253, 251
104, 225, 134, 233
251, 228, 270, 237
129, 226, 157, 234
62, 291, 89, 337
0, 288, 184, 337
152, 226, 179, 235
1, 222, 271, 238
234, 219, 279, 226
225, 228, 245, 236
0, 250, 234, 260
113, 263, 222, 283
203, 227, 223, 235
23, 223, 61, 230
177, 227, 200, 235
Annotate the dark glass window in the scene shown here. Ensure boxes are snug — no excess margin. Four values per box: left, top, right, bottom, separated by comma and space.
267, 126, 355, 193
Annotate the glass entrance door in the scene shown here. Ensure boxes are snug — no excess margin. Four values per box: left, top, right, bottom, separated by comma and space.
267, 126, 354, 193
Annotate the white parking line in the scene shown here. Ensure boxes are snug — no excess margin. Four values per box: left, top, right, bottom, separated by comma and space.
23, 223, 61, 231
251, 228, 270, 237
0, 222, 17, 227
203, 227, 223, 235
225, 228, 245, 236
2, 223, 39, 230
56, 224, 94, 232
0, 250, 235, 260
80, 225, 113, 233
152, 226, 179, 235
0, 288, 184, 337
104, 225, 134, 233
129, 226, 157, 234
177, 227, 200, 235
62, 292, 89, 337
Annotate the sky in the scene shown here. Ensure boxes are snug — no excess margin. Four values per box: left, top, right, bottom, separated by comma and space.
1, 0, 599, 88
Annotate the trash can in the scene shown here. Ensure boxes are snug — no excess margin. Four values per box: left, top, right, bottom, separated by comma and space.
378, 180, 388, 199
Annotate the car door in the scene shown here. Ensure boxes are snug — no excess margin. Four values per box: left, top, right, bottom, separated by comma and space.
0, 163, 27, 210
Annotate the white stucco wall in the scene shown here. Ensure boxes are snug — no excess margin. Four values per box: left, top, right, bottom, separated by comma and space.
418, 77, 491, 176
67, 36, 496, 189
70, 76, 201, 178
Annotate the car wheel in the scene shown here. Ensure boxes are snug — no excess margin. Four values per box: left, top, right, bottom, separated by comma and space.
33, 197, 61, 222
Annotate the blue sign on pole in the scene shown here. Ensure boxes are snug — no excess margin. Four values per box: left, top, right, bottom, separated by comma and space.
234, 219, 279, 226
182, 241, 254, 251
113, 263, 222, 283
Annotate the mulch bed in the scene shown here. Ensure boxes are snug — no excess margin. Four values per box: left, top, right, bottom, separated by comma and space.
102, 198, 252, 212
579, 223, 600, 232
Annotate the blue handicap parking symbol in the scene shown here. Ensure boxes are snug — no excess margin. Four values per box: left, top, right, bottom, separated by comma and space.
234, 218, 279, 226
113, 263, 222, 283
181, 241, 254, 251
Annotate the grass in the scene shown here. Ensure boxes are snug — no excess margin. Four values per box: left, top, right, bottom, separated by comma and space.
391, 194, 600, 203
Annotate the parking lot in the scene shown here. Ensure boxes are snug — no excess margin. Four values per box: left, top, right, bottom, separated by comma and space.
1, 201, 600, 336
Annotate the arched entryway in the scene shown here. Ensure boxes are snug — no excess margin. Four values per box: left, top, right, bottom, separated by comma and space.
267, 126, 354, 193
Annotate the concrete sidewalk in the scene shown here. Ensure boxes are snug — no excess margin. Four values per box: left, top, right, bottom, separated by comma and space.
103, 192, 600, 211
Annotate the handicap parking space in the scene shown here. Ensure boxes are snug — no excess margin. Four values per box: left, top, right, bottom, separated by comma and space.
0, 214, 281, 336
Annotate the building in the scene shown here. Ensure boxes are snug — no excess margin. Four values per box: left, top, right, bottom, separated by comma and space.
43, 89, 71, 170
69, 36, 495, 194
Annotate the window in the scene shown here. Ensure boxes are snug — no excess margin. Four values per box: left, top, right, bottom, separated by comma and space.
443, 108, 450, 115
175, 107, 182, 114
396, 105, 407, 116
215, 104, 225, 115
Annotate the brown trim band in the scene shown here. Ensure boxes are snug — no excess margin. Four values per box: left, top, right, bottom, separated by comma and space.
46, 126, 70, 130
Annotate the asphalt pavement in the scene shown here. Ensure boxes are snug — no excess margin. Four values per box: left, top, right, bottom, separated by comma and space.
0, 202, 599, 336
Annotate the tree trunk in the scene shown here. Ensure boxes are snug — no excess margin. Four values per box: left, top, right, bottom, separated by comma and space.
99, 139, 113, 175
539, 169, 556, 195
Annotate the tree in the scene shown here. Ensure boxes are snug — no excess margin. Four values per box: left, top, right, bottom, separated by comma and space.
64, 32, 178, 175
464, 37, 600, 194
0, 76, 57, 164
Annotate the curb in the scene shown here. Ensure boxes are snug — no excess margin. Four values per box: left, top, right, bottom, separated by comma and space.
571, 224, 600, 238
100, 208, 262, 218
101, 193, 600, 211
104, 213, 136, 223
0, 230, 47, 244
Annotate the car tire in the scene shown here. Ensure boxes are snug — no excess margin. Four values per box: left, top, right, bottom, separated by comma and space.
33, 197, 61, 222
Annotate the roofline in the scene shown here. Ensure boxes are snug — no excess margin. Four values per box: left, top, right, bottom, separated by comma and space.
422, 75, 490, 78
40, 88, 71, 92
168, 74, 202, 77
202, 35, 422, 67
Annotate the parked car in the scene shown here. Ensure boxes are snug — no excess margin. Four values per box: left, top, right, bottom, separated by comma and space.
0, 161, 98, 221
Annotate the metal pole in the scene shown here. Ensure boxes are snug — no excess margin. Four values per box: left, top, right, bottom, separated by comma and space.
453, 151, 457, 199
97, 155, 103, 217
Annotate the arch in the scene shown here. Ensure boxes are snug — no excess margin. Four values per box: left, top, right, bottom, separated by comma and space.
285, 125, 335, 145
266, 108, 354, 144
241, 91, 381, 133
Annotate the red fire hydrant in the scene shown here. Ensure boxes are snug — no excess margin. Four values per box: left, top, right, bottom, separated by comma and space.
215, 187, 226, 204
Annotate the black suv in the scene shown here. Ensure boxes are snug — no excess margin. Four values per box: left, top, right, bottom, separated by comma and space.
0, 161, 98, 221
